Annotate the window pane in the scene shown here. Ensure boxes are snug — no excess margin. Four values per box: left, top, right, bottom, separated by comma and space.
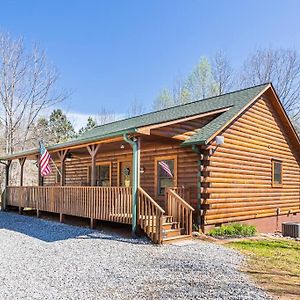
274, 161, 282, 184
158, 159, 174, 195
98, 165, 110, 186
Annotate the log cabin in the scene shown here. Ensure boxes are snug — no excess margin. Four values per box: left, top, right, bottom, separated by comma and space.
1, 83, 300, 243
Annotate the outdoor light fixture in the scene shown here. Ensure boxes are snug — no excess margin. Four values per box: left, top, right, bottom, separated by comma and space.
215, 135, 224, 145
120, 144, 125, 149
140, 166, 145, 174
66, 152, 73, 161
210, 135, 224, 156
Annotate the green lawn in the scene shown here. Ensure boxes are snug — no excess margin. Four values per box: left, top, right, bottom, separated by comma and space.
227, 239, 300, 299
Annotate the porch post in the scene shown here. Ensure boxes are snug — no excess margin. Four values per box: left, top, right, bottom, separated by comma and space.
19, 157, 26, 186
2, 160, 11, 211
57, 150, 68, 186
123, 134, 140, 236
86, 144, 100, 186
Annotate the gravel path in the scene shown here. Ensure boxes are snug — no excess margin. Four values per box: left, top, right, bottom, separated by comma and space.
0, 212, 272, 300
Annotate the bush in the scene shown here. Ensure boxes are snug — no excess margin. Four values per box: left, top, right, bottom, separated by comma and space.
208, 223, 256, 238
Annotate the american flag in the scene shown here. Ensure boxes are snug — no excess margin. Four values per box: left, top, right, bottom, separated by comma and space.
159, 161, 173, 178
39, 142, 52, 176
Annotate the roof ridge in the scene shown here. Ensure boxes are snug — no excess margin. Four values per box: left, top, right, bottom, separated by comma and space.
89, 83, 271, 132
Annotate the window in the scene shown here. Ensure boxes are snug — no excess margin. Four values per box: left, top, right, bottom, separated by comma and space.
98, 164, 110, 186
272, 160, 282, 186
88, 162, 111, 186
156, 157, 177, 196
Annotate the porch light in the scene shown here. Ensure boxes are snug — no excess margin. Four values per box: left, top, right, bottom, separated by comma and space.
120, 144, 125, 149
66, 152, 73, 161
140, 166, 145, 174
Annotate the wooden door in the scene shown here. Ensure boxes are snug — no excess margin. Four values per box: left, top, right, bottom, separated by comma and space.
119, 161, 132, 187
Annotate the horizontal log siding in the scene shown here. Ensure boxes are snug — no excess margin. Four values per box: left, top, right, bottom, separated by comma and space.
43, 144, 198, 207
204, 97, 300, 225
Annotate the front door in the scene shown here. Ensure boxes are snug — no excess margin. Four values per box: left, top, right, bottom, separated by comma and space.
119, 161, 132, 187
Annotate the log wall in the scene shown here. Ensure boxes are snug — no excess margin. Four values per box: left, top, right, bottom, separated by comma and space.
203, 96, 300, 226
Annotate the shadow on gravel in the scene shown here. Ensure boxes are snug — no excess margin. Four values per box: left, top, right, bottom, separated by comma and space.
0, 211, 150, 245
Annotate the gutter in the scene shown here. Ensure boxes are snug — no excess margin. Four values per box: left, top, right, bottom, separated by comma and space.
123, 133, 139, 237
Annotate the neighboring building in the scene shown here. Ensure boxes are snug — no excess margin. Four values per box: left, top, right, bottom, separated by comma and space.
1, 83, 299, 243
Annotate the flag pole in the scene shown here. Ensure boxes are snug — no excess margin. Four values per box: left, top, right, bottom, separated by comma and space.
50, 157, 62, 177
39, 140, 62, 177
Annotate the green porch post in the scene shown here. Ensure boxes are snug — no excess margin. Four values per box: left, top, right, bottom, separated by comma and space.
123, 133, 140, 236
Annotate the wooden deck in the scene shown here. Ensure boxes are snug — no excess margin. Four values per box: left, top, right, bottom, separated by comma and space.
3, 186, 194, 244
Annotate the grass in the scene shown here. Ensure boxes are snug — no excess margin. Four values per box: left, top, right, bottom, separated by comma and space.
226, 239, 300, 299
207, 223, 256, 237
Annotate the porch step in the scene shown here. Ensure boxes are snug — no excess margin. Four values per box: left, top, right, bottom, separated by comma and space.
162, 221, 179, 230
163, 228, 182, 238
162, 234, 192, 244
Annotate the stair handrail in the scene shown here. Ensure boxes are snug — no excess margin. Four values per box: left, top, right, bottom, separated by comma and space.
166, 188, 194, 236
138, 187, 165, 244
167, 188, 194, 211
138, 187, 165, 214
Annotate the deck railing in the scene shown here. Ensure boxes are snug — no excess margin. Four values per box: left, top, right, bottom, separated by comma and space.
166, 188, 194, 235
5, 186, 132, 224
138, 187, 165, 244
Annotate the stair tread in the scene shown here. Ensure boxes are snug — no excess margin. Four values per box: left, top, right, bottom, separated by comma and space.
163, 228, 182, 233
162, 234, 191, 242
162, 222, 179, 225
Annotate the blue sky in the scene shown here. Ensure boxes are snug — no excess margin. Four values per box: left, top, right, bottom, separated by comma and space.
1, 0, 300, 128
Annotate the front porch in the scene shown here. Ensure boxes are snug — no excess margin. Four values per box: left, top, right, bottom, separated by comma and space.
3, 185, 194, 244
0, 121, 204, 243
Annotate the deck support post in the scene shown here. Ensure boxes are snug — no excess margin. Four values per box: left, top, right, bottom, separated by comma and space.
90, 218, 96, 229
60, 213, 64, 223
192, 145, 202, 229
86, 144, 100, 186
123, 134, 140, 237
1, 160, 11, 211
18, 157, 26, 186
57, 150, 69, 186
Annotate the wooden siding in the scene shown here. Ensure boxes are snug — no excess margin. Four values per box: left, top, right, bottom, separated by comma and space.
43, 143, 198, 208
203, 96, 300, 225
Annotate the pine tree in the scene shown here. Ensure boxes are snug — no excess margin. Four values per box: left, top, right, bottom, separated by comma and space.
78, 116, 97, 135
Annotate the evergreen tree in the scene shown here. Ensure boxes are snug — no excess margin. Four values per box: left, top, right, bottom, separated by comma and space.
78, 116, 97, 135
48, 109, 76, 144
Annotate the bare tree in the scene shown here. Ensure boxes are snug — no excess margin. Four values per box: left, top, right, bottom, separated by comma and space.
127, 97, 145, 117
240, 48, 300, 119
0, 32, 67, 154
212, 50, 233, 95
96, 106, 117, 125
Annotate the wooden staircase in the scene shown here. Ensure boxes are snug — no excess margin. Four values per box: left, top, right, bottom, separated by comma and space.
138, 187, 195, 244
161, 215, 192, 244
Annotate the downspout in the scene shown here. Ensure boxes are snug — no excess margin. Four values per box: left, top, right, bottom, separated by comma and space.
192, 145, 201, 229
123, 133, 139, 237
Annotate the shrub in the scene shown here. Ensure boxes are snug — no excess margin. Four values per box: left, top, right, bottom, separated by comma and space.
208, 223, 256, 238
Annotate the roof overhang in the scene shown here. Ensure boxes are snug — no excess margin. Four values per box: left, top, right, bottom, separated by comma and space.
0, 128, 137, 161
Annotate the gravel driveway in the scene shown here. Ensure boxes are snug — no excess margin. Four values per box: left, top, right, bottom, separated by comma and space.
0, 212, 272, 300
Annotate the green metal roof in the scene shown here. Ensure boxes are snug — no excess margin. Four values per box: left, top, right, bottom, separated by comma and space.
0, 83, 270, 160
